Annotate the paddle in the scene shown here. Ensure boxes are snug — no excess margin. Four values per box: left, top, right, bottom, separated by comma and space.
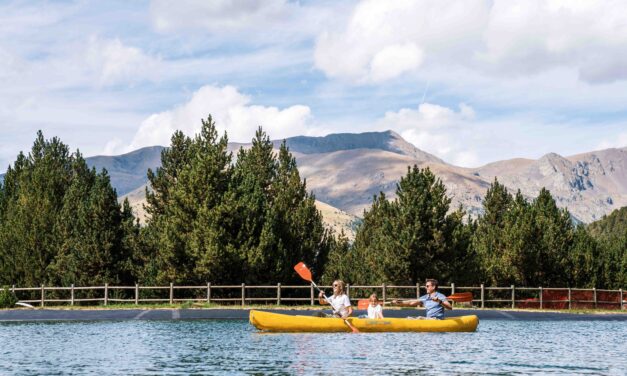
447, 292, 474, 302
356, 292, 474, 309
293, 262, 359, 333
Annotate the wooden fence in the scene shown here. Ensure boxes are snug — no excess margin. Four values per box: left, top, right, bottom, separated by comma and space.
6, 283, 625, 310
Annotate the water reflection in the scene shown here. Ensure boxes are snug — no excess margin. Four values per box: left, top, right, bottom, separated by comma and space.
0, 319, 624, 375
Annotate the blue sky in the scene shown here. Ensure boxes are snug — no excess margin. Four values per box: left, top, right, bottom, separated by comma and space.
1, 0, 627, 171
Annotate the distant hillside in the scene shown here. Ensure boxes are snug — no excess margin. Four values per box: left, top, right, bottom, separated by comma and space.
86, 146, 164, 196
587, 206, 627, 240
9, 130, 624, 225
274, 130, 445, 163
469, 147, 627, 222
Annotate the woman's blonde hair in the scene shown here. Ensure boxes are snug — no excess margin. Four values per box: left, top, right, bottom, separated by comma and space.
333, 279, 345, 294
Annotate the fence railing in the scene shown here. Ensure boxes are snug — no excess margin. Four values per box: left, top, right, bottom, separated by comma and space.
7, 283, 625, 310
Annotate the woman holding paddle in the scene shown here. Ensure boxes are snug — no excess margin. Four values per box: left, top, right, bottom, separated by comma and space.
392, 279, 452, 319
318, 279, 353, 319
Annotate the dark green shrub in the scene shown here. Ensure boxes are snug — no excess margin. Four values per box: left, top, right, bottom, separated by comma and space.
0, 286, 18, 308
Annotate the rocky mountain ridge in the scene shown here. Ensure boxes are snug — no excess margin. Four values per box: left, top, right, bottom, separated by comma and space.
121, 132, 625, 223
5, 130, 622, 227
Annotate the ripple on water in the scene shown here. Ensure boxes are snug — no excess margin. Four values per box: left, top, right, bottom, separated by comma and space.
0, 319, 625, 375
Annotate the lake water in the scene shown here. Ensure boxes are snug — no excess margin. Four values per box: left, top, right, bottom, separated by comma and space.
1, 319, 625, 375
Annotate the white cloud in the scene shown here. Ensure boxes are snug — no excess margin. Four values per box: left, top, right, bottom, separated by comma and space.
128, 85, 316, 151
86, 37, 160, 86
315, 0, 627, 84
376, 102, 480, 166
370, 43, 424, 82
596, 132, 627, 150
150, 0, 291, 33
373, 99, 627, 167
148, 0, 339, 45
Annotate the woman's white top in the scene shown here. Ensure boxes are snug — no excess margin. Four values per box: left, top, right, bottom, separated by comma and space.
367, 304, 383, 319
327, 294, 352, 317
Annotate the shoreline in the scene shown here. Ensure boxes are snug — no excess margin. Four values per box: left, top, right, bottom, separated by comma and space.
1, 307, 625, 322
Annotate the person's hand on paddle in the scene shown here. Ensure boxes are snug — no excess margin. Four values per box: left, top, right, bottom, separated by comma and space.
430, 293, 452, 309
318, 291, 328, 305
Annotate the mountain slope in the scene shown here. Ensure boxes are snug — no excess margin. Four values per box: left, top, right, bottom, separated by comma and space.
79, 131, 627, 224
275, 130, 445, 163
86, 146, 164, 196
469, 147, 627, 222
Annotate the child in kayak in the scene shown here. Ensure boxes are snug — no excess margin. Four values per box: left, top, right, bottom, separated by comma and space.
318, 279, 353, 319
391, 279, 452, 319
367, 293, 384, 319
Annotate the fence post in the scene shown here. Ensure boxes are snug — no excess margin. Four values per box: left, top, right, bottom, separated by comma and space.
277, 283, 281, 305
11, 284, 15, 293
207, 282, 211, 303
169, 283, 174, 305
41, 285, 45, 307
71, 284, 75, 306
310, 285, 314, 306
382, 283, 386, 304
593, 287, 597, 309
568, 288, 572, 310
346, 284, 350, 299
480, 284, 484, 308
620, 289, 623, 310
511, 285, 515, 309
539, 287, 543, 309
135, 284, 139, 305
104, 283, 108, 306
416, 283, 420, 300
241, 283, 245, 306
451, 282, 455, 295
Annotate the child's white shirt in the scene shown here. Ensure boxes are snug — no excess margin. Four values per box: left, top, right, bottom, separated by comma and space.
367, 304, 383, 319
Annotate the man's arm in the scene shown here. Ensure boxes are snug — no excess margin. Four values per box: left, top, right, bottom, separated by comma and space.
432, 295, 453, 310
391, 299, 423, 307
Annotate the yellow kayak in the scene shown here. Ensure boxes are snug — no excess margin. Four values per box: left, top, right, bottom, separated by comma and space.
249, 310, 479, 333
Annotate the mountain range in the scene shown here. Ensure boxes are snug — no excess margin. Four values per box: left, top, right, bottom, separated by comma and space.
4, 131, 626, 237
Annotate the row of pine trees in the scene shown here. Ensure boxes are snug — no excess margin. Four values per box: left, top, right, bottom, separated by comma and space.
0, 116, 625, 289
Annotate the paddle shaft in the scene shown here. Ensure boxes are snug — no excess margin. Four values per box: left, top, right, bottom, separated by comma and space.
311, 281, 359, 333
293, 262, 358, 332
311, 281, 341, 316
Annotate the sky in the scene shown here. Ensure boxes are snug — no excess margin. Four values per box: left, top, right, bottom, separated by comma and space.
1, 0, 627, 171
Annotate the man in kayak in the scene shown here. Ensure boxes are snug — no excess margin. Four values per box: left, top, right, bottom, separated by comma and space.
318, 279, 354, 319
391, 279, 452, 319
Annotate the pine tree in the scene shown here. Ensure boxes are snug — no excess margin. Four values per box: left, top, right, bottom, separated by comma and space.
269, 141, 331, 283
0, 131, 138, 287
0, 132, 73, 286
49, 165, 128, 286
529, 188, 574, 285
473, 179, 513, 285
343, 166, 469, 285
568, 225, 602, 287
228, 128, 277, 283
145, 116, 232, 284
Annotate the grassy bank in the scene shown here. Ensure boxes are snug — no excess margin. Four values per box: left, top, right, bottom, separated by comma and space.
3, 302, 625, 314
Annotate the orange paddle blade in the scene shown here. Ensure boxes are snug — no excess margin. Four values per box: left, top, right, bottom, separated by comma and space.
448, 292, 473, 302
346, 320, 359, 333
357, 299, 384, 310
293, 262, 313, 283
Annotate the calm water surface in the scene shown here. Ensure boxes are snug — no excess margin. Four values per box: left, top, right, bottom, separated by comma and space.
0, 319, 625, 375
